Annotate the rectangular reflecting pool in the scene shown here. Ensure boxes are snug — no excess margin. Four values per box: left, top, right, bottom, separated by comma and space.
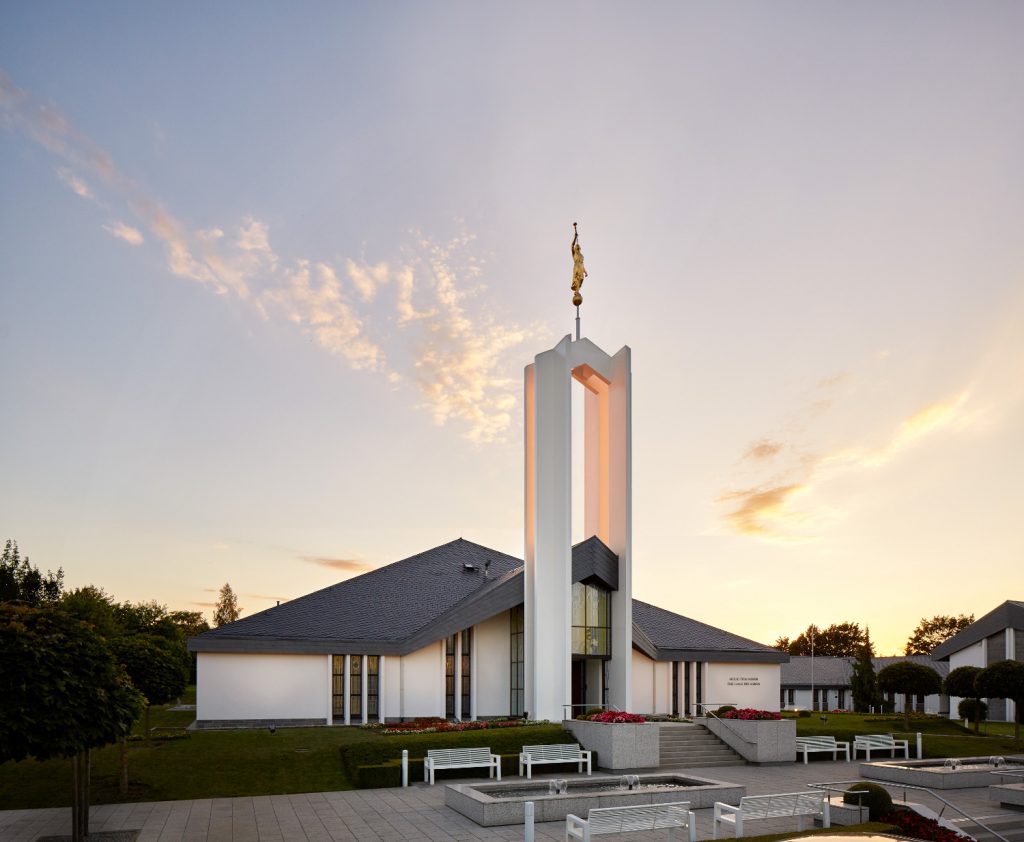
445, 773, 745, 826
861, 756, 1024, 789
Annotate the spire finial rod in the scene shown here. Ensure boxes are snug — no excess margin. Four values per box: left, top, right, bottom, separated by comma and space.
571, 222, 587, 339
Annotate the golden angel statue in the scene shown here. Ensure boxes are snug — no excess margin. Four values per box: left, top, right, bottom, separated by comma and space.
571, 222, 587, 307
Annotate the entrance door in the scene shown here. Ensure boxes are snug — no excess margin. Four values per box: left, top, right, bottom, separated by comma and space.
571, 660, 586, 712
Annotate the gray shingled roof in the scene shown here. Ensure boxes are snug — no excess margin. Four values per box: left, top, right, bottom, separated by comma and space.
781, 655, 949, 687
931, 600, 1024, 661
631, 599, 787, 663
190, 535, 785, 662
191, 538, 523, 655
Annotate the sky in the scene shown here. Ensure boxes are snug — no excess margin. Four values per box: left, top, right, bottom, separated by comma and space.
2, 2, 1022, 657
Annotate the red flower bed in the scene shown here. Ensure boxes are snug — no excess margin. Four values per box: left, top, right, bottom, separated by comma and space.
720, 708, 781, 721
589, 711, 647, 723
364, 717, 543, 735
881, 809, 970, 842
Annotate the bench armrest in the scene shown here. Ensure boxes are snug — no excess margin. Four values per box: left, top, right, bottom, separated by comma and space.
566, 813, 588, 842
714, 801, 741, 818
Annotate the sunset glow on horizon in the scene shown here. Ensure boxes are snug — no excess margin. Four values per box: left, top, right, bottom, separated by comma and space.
2, 3, 1022, 657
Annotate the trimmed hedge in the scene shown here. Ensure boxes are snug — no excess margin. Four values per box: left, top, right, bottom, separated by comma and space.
340, 724, 576, 788
843, 782, 893, 820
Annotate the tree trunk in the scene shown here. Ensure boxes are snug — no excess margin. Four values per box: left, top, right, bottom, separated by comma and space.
71, 749, 90, 842
119, 736, 129, 794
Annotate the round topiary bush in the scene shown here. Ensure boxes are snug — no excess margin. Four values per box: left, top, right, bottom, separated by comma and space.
715, 705, 737, 716
797, 709, 811, 718
843, 782, 893, 820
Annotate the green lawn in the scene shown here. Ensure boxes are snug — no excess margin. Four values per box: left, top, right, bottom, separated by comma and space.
0, 689, 567, 809
792, 711, 1023, 758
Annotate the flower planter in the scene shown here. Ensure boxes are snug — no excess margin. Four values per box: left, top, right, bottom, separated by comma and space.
564, 719, 661, 769
703, 717, 795, 763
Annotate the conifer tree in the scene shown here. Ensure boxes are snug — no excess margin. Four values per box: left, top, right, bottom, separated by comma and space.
213, 582, 241, 626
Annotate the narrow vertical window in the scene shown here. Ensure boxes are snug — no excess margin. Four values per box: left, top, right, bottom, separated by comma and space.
445, 634, 456, 719
684, 661, 692, 716
349, 655, 362, 719
367, 656, 379, 718
510, 606, 524, 717
460, 629, 472, 719
332, 655, 345, 720
673, 662, 680, 716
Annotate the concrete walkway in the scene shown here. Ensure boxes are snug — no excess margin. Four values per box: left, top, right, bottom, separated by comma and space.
0, 760, 1017, 842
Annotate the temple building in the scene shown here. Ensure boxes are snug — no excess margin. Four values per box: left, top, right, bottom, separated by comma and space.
190, 329, 786, 727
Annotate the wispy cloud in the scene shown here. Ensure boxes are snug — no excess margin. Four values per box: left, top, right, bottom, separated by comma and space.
103, 221, 143, 245
2, 71, 535, 443
720, 385, 978, 541
300, 556, 375, 573
56, 167, 92, 199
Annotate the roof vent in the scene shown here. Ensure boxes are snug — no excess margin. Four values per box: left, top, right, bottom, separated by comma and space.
463, 562, 477, 571
484, 560, 491, 579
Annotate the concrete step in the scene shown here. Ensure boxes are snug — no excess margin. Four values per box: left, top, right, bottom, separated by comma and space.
954, 814, 1024, 842
657, 723, 744, 768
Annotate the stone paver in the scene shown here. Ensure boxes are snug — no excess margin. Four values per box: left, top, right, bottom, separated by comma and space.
1, 761, 1019, 842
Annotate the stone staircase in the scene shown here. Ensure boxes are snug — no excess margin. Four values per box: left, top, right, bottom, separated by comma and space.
953, 813, 1024, 842
658, 722, 745, 768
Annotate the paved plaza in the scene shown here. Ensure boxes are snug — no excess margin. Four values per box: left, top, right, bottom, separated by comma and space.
1, 760, 1018, 842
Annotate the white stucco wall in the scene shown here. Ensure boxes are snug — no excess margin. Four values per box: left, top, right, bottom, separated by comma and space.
197, 653, 328, 721
383, 654, 401, 720
400, 640, 443, 719
475, 610, 512, 718
705, 663, 780, 712
632, 649, 655, 713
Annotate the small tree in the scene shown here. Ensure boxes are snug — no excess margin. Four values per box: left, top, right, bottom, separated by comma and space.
787, 622, 864, 657
0, 605, 143, 841
0, 539, 64, 605
945, 665, 984, 732
904, 614, 974, 655
850, 629, 879, 713
976, 659, 1024, 743
877, 661, 942, 730
958, 698, 987, 728
213, 582, 241, 626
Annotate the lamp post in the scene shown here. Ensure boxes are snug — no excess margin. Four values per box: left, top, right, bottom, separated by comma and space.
810, 626, 816, 712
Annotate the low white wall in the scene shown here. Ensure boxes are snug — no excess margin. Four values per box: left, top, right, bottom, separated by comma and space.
705, 663, 780, 712
475, 610, 511, 718
197, 653, 328, 721
400, 640, 443, 719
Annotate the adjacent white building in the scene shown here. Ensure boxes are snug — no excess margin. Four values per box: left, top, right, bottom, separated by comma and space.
931, 600, 1023, 724
190, 331, 786, 727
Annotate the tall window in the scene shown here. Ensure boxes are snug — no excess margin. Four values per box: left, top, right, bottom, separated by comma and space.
672, 662, 679, 716
684, 661, 692, 716
445, 634, 456, 718
510, 605, 525, 717
460, 629, 472, 718
571, 582, 611, 657
350, 655, 362, 719
367, 656, 379, 719
332, 655, 346, 720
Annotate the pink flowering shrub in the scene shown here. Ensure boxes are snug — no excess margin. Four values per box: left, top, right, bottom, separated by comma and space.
720, 708, 781, 721
590, 711, 647, 724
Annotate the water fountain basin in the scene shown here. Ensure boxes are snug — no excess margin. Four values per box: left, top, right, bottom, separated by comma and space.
861, 756, 1024, 789
445, 773, 745, 826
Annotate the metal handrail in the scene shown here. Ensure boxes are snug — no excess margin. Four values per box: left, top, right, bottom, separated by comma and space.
697, 702, 759, 746
807, 778, 1009, 842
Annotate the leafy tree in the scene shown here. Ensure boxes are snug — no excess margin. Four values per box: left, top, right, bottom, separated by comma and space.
958, 698, 987, 727
61, 585, 122, 639
945, 665, 984, 732
904, 614, 974, 655
0, 605, 143, 841
976, 660, 1024, 743
113, 635, 190, 743
213, 582, 241, 626
167, 609, 210, 640
786, 622, 865, 657
0, 539, 64, 606
850, 628, 880, 712
877, 661, 942, 730
773, 636, 791, 652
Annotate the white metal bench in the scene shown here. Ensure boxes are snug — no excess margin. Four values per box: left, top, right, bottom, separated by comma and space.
853, 733, 909, 760
713, 791, 829, 838
567, 801, 696, 842
423, 746, 501, 785
519, 743, 592, 779
794, 735, 851, 763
